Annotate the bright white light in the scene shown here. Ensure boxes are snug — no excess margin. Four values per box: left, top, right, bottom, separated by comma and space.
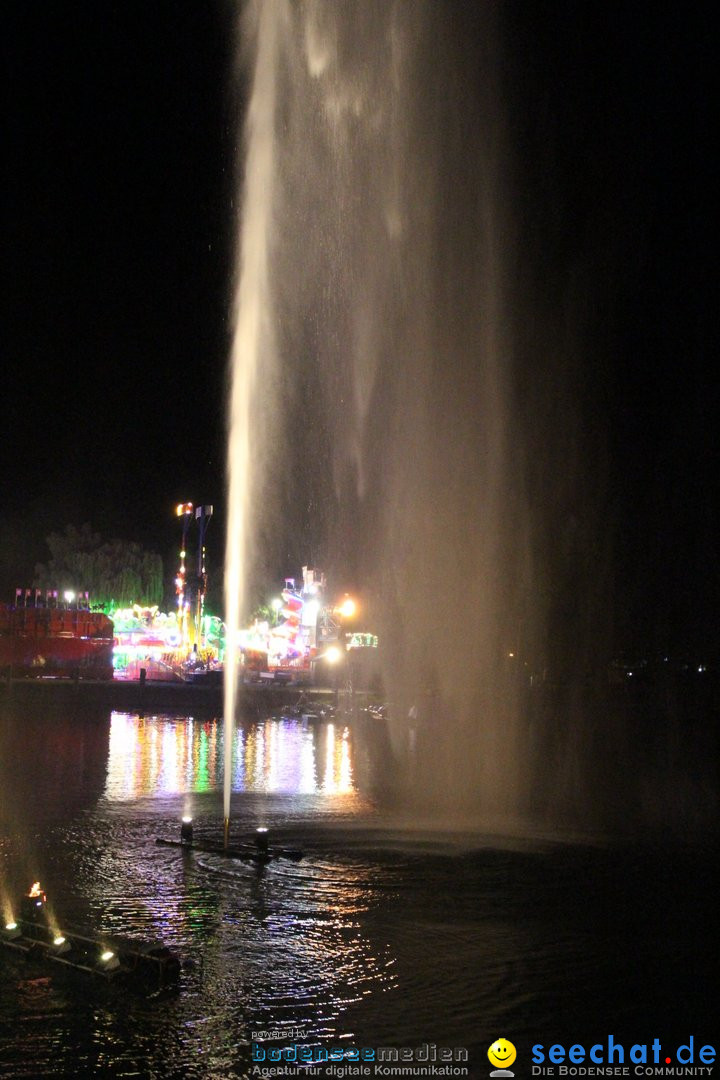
5, 922, 17, 931
182, 816, 192, 824
271, 597, 282, 611
64, 590, 76, 603
324, 646, 342, 664
52, 933, 71, 955
100, 950, 114, 962
256, 827, 268, 833
302, 599, 320, 625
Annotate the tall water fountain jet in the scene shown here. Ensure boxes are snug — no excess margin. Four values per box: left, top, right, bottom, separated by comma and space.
224, 3, 719, 837
224, 1, 282, 833
225, 0, 540, 826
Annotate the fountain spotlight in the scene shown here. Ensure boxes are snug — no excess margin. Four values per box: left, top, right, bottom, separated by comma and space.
98, 948, 120, 972
51, 934, 71, 955
3, 921, 21, 941
180, 816, 194, 844
255, 827, 269, 855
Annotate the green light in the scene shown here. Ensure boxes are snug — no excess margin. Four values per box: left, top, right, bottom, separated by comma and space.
195, 729, 210, 792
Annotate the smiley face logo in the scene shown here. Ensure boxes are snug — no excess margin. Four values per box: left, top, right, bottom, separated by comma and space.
488, 1038, 517, 1071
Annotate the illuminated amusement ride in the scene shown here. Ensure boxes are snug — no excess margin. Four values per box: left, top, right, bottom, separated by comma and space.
239, 567, 365, 679
1, 503, 376, 684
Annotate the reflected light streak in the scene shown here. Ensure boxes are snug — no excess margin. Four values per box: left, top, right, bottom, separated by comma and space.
338, 728, 353, 794
300, 730, 316, 793
104, 711, 357, 800
233, 728, 246, 791
268, 722, 280, 790
185, 722, 194, 786
323, 724, 336, 793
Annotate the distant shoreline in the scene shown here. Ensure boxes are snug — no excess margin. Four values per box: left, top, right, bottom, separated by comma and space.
0, 676, 379, 717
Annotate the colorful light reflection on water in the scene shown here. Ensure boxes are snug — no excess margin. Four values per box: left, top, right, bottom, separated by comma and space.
104, 712, 356, 801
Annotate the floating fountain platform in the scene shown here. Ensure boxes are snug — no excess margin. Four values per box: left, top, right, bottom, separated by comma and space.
2, 884, 180, 990
156, 822, 303, 864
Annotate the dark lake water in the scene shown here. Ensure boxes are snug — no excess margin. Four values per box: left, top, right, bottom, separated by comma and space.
0, 701, 717, 1078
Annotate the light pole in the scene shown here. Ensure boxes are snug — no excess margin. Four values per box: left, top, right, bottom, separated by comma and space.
334, 596, 358, 697
323, 644, 343, 703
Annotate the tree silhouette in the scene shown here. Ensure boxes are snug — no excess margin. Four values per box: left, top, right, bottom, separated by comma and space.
34, 524, 163, 608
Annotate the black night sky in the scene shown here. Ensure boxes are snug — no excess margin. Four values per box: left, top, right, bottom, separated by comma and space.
3, 2, 715, 662
4, 3, 234, 607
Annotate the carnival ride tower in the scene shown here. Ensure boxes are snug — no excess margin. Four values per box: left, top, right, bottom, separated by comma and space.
175, 503, 193, 648
175, 502, 213, 653
194, 505, 213, 650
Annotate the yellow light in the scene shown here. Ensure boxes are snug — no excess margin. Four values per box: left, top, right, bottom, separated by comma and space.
176, 502, 193, 517
28, 882, 42, 898
338, 597, 356, 618
324, 646, 342, 664
98, 947, 120, 971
